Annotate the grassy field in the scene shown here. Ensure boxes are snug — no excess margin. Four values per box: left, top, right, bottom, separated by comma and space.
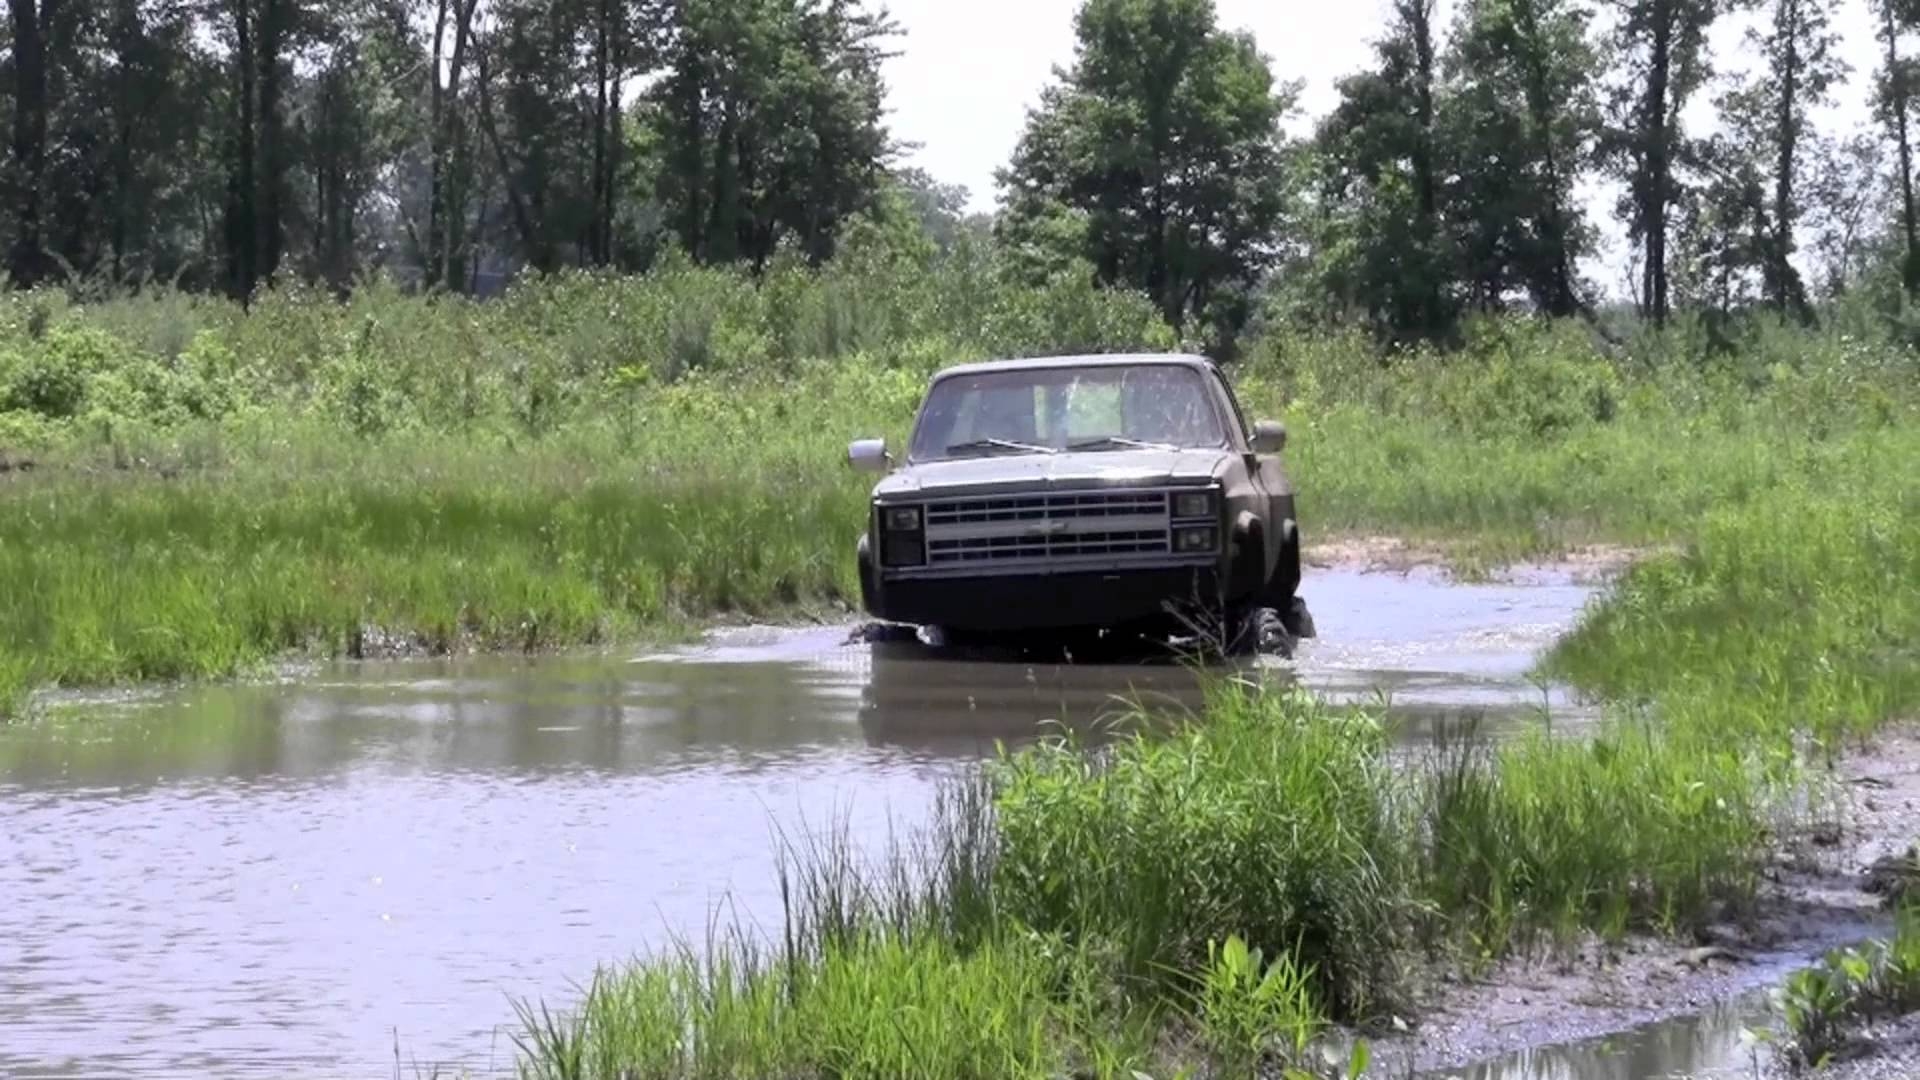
2, 268, 1914, 718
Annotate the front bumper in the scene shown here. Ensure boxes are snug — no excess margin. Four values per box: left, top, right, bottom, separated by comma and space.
857, 534, 1259, 631
870, 565, 1224, 631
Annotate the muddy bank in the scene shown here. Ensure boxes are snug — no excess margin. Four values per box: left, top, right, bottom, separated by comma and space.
1372, 726, 1920, 1076
1305, 533, 1656, 586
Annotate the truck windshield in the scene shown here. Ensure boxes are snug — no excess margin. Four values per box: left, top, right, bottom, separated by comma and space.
909, 365, 1226, 461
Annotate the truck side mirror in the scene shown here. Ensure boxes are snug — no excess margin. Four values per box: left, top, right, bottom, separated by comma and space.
1251, 420, 1286, 454
848, 438, 890, 472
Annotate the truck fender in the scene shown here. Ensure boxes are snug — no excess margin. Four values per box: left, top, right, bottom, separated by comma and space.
1230, 511, 1265, 596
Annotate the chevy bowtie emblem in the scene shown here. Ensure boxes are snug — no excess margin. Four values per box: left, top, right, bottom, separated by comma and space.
1026, 520, 1068, 536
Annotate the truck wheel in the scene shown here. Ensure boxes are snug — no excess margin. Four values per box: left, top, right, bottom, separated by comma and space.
1282, 595, 1316, 640
1225, 605, 1294, 658
1263, 530, 1315, 640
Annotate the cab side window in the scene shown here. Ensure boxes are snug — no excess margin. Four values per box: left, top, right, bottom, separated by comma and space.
1211, 369, 1252, 443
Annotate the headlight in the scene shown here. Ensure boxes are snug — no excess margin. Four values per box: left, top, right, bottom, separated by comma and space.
1173, 491, 1215, 519
884, 506, 922, 531
1174, 526, 1218, 553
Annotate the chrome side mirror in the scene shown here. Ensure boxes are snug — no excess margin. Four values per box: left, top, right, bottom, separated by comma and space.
848, 438, 890, 472
1251, 420, 1287, 454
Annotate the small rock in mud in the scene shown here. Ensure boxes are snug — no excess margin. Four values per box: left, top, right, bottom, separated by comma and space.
1676, 945, 1746, 968
1863, 847, 1920, 905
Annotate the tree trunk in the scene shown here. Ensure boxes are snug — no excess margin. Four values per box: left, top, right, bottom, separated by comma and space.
1642, 0, 1674, 325
7, 0, 58, 287
606, 56, 623, 266
255, 0, 286, 284
426, 0, 449, 286
1771, 0, 1802, 315
590, 0, 610, 265
476, 44, 548, 272
1405, 0, 1437, 224
1517, 0, 1579, 317
441, 0, 477, 288
1886, 0, 1920, 296
706, 102, 739, 263
225, 0, 257, 299
110, 0, 138, 282
1405, 0, 1440, 333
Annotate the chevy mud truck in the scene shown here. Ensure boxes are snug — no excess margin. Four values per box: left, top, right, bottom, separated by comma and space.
847, 353, 1312, 652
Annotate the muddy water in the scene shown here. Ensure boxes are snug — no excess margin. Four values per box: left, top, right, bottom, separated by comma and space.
0, 567, 1596, 1078
1441, 993, 1774, 1080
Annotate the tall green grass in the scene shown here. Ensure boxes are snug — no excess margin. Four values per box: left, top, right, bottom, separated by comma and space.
3, 279, 1915, 717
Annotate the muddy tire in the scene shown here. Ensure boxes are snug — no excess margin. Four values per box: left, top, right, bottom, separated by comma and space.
1216, 605, 1293, 659
1281, 595, 1316, 640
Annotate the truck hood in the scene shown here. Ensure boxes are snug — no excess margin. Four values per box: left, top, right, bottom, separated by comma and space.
872, 448, 1230, 499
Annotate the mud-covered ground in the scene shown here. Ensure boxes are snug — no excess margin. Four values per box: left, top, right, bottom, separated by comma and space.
1372, 728, 1920, 1077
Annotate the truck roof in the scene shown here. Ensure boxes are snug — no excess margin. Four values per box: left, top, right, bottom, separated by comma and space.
930, 352, 1214, 379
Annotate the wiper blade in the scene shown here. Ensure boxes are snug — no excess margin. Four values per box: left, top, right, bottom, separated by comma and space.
944, 438, 1057, 456
1066, 435, 1179, 452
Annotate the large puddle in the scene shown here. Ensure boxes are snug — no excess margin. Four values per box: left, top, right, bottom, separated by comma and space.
2, 567, 1600, 1078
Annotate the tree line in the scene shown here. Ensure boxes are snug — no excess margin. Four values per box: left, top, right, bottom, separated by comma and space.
4, 0, 1919, 349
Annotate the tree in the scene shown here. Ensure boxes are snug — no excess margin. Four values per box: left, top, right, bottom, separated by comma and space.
1602, 0, 1735, 325
1673, 83, 1771, 319
646, 0, 896, 270
218, 0, 314, 299
891, 166, 983, 252
1441, 0, 1600, 317
996, 0, 1294, 347
1803, 130, 1889, 295
1747, 0, 1844, 317
6, 0, 62, 286
1874, 0, 1920, 296
424, 0, 482, 287
1310, 0, 1454, 339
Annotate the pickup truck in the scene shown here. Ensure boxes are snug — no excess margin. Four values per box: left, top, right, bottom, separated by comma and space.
847, 353, 1312, 652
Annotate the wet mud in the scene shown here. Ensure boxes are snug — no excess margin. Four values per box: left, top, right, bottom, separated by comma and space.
1387, 727, 1920, 1079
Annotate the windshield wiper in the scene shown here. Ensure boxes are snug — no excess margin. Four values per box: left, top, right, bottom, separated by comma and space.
1066, 435, 1179, 452
944, 438, 1058, 457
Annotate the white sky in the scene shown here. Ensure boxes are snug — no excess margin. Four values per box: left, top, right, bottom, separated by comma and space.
879, 0, 1888, 295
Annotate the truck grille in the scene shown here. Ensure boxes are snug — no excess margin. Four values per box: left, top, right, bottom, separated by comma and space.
913, 489, 1194, 572
928, 528, 1169, 564
926, 491, 1168, 527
